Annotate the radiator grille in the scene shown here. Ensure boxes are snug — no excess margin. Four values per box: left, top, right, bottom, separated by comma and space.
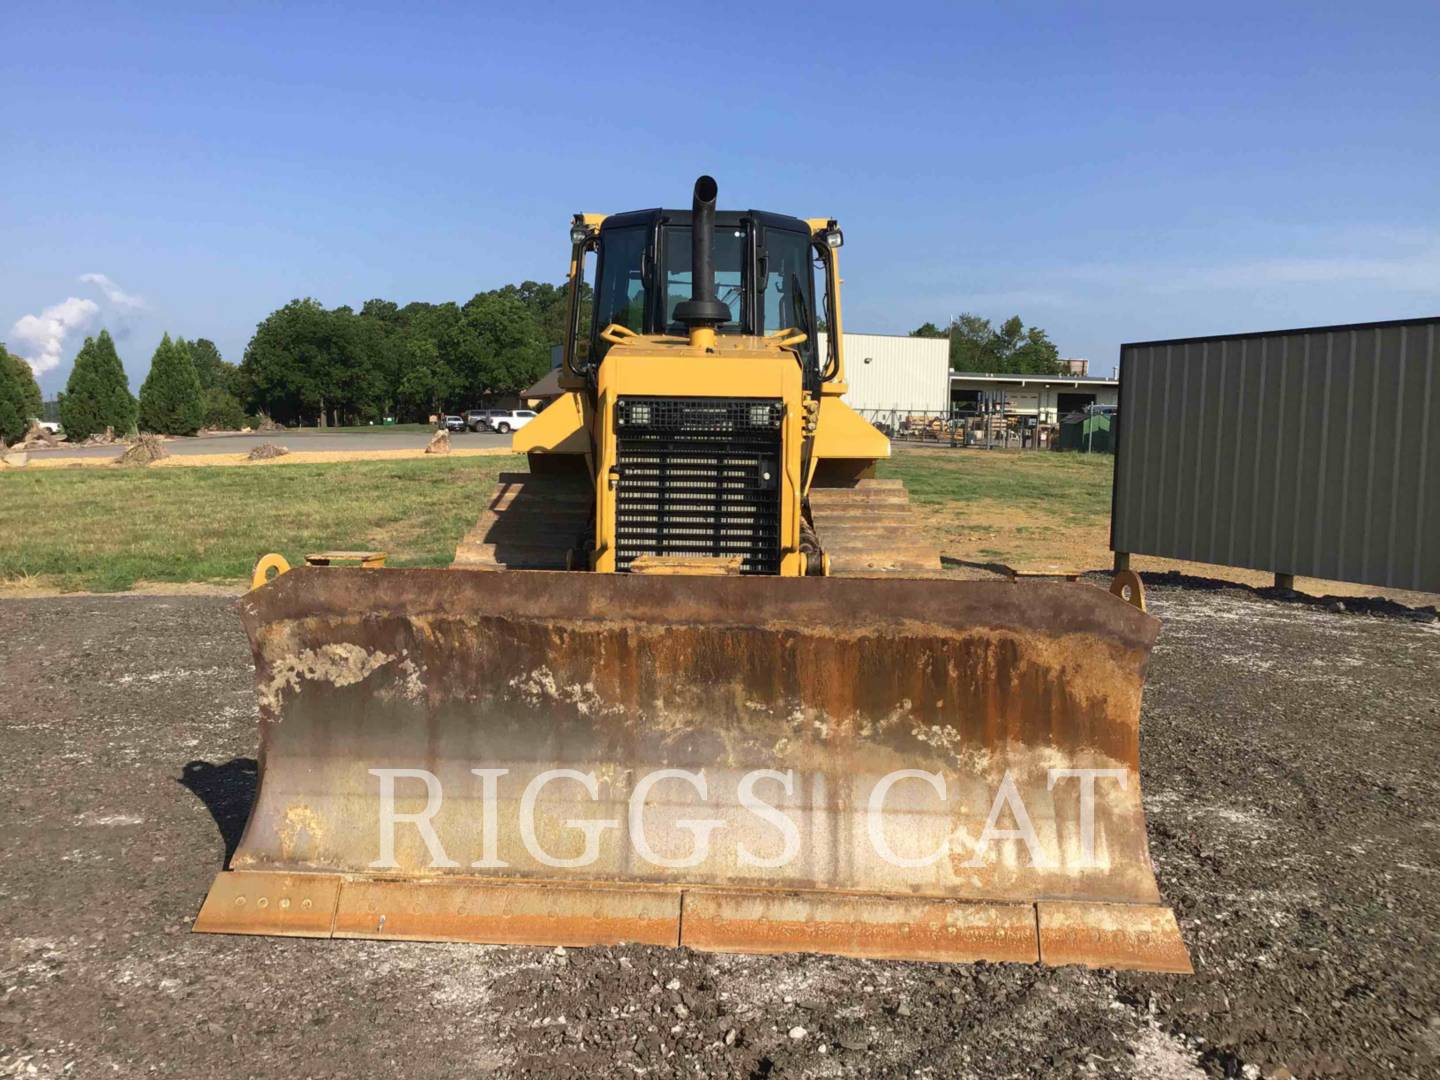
613, 397, 783, 574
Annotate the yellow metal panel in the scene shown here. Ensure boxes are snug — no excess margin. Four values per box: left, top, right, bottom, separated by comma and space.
594, 350, 805, 575
593, 384, 616, 571
249, 553, 291, 591
813, 397, 891, 460
629, 554, 744, 576
601, 351, 796, 397
514, 391, 590, 454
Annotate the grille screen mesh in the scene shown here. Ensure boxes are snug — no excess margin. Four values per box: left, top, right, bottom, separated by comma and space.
614, 397, 783, 574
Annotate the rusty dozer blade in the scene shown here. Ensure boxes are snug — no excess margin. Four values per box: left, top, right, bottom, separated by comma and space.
195, 568, 1190, 973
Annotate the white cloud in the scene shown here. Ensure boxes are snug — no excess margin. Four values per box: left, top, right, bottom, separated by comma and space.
8, 297, 101, 375
7, 272, 148, 376
79, 272, 146, 310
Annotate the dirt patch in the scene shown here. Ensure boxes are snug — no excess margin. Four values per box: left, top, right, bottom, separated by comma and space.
245, 442, 290, 461
921, 496, 1440, 608
0, 587, 1435, 1077
0, 579, 246, 598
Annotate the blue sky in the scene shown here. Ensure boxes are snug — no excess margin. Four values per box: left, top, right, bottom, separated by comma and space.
4, 2, 1437, 392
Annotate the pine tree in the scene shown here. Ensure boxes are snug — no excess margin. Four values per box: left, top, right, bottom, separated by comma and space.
58, 330, 137, 441
0, 350, 29, 444
139, 334, 205, 435
3, 346, 43, 429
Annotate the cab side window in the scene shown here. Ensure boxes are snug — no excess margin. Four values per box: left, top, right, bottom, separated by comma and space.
594, 226, 649, 335
760, 229, 814, 336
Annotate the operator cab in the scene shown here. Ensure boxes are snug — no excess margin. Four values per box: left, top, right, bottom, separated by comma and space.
573, 207, 837, 390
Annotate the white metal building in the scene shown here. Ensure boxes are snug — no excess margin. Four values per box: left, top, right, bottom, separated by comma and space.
820, 332, 950, 414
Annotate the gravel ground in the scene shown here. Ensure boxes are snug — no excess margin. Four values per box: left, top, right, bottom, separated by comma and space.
1, 583, 1437, 1078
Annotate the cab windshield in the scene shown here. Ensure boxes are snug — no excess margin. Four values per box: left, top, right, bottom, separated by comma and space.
662, 225, 746, 333
590, 216, 817, 370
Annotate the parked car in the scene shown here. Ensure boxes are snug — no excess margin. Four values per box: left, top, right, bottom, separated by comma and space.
465, 408, 506, 431
486, 409, 537, 434
442, 415, 467, 432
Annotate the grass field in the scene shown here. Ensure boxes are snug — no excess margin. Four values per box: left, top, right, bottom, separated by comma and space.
0, 455, 515, 592
1, 448, 1116, 592
879, 449, 1114, 569
3, 446, 1426, 599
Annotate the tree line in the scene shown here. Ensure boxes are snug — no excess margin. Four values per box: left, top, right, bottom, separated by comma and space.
910, 314, 1067, 375
5, 295, 1062, 447
241, 281, 586, 427
0, 279, 589, 444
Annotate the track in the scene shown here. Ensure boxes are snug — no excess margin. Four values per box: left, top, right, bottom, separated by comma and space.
808, 478, 941, 574
451, 467, 592, 570
455, 472, 941, 576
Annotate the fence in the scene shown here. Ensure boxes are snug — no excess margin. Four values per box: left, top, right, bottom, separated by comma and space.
856, 405, 1115, 452
1111, 316, 1439, 592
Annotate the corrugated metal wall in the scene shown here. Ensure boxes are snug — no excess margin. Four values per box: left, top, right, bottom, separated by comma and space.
1112, 317, 1439, 592
820, 333, 950, 413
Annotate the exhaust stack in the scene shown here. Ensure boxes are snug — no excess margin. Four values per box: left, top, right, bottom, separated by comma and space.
672, 175, 730, 349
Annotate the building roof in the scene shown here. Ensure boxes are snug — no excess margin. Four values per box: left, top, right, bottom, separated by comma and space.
950, 371, 1119, 388
523, 366, 565, 398
1121, 313, 1438, 349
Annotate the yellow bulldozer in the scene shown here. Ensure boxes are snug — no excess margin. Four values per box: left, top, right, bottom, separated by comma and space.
195, 177, 1190, 973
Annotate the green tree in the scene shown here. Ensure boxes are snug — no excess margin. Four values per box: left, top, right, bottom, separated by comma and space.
58, 330, 137, 441
185, 338, 238, 395
462, 292, 549, 396
241, 299, 382, 426
395, 336, 453, 418
201, 386, 248, 430
0, 369, 21, 445
0, 346, 44, 443
916, 313, 1066, 375
139, 334, 206, 435
947, 314, 997, 371
242, 277, 584, 425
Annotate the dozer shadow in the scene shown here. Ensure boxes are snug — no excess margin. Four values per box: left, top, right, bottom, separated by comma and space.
939, 555, 1015, 578
178, 758, 258, 864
